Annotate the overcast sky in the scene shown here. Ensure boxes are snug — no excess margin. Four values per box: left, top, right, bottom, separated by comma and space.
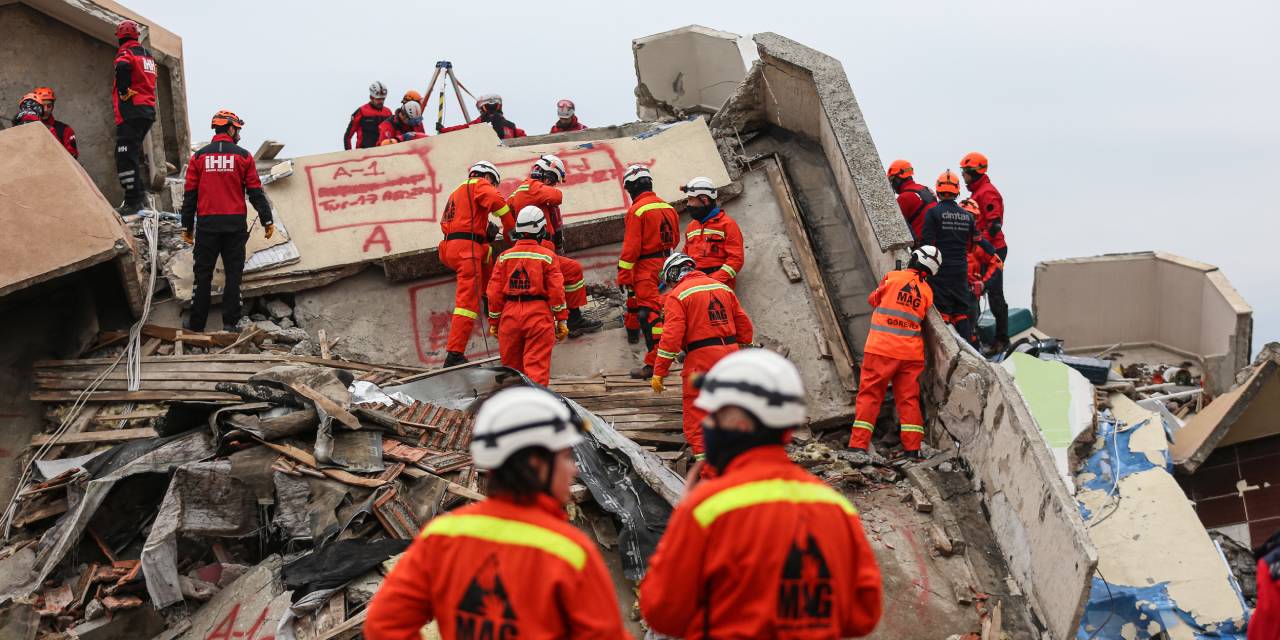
129, 0, 1278, 351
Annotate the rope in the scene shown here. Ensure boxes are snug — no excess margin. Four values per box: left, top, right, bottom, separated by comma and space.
1, 213, 160, 537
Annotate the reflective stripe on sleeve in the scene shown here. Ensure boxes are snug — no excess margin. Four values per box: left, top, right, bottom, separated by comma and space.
564, 280, 586, 292
656, 349, 679, 360
719, 264, 737, 278
422, 514, 586, 571
692, 479, 856, 528
493, 204, 511, 217
552, 304, 567, 312
634, 201, 675, 217
453, 307, 478, 319
618, 260, 635, 270
488, 311, 501, 319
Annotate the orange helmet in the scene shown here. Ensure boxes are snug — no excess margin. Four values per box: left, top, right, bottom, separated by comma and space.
887, 159, 913, 180
402, 90, 423, 104
210, 109, 244, 129
936, 170, 961, 196
960, 152, 988, 175
379, 138, 397, 146
33, 87, 55, 103
960, 198, 979, 215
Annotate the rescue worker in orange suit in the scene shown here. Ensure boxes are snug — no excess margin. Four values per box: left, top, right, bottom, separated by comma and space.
1251, 530, 1280, 640
922, 170, 998, 346
377, 101, 426, 145
438, 94, 526, 140
680, 176, 744, 288
486, 207, 569, 386
549, 99, 586, 133
112, 19, 158, 216
507, 154, 602, 337
887, 159, 936, 243
962, 198, 1003, 346
400, 90, 427, 135
365, 386, 628, 640
618, 165, 680, 374
650, 253, 754, 464
849, 246, 940, 458
343, 81, 392, 150
640, 349, 883, 638
440, 160, 513, 368
33, 87, 77, 159
961, 152, 1008, 352
180, 111, 274, 332
12, 93, 44, 126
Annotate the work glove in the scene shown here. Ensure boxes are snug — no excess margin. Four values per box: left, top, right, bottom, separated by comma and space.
486, 221, 501, 243
971, 280, 984, 297
556, 321, 569, 341
264, 223, 275, 239
118, 88, 138, 102
489, 322, 499, 337
181, 228, 193, 245
650, 375, 665, 394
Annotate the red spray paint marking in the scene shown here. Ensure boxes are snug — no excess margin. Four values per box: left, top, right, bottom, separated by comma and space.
305, 143, 440, 232
494, 147, 656, 220
205, 602, 273, 640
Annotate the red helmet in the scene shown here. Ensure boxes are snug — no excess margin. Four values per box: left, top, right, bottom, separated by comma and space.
211, 109, 244, 129
887, 159, 913, 180
116, 19, 141, 41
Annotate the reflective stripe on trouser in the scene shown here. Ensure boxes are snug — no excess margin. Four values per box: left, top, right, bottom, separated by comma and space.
441, 239, 492, 354
498, 302, 555, 386
849, 352, 926, 451
557, 255, 587, 309
115, 118, 152, 201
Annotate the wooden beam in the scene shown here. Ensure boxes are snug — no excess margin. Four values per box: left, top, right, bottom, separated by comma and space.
30, 390, 239, 402
29, 427, 157, 446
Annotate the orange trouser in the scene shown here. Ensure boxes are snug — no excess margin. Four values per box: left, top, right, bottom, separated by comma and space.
850, 352, 925, 451
440, 239, 492, 354
558, 255, 587, 309
624, 299, 640, 331
680, 346, 736, 458
497, 301, 555, 386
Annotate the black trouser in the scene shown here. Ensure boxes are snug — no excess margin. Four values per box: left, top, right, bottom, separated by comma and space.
115, 117, 153, 203
935, 282, 977, 347
190, 223, 249, 331
987, 247, 1009, 343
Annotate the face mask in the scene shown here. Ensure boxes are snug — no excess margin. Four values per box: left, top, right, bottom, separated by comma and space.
702, 423, 784, 472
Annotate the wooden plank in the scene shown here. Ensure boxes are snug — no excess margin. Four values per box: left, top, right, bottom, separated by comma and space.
255, 439, 386, 489
38, 371, 254, 382
37, 379, 231, 392
617, 431, 686, 445
34, 354, 409, 373
393, 356, 502, 384
30, 390, 239, 402
291, 383, 361, 430
29, 427, 157, 446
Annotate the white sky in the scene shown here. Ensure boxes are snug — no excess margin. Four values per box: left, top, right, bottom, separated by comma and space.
129, 0, 1279, 350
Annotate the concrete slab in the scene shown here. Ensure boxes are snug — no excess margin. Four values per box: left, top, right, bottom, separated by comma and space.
0, 122, 141, 312
1171, 358, 1279, 473
632, 25, 747, 120
1001, 353, 1096, 488
1033, 251, 1252, 396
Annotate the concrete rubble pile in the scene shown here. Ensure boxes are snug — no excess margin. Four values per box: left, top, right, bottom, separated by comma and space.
4, 8, 1274, 638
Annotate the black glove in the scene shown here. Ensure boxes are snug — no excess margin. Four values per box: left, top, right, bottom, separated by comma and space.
552, 229, 565, 253
988, 220, 1002, 236
486, 221, 501, 243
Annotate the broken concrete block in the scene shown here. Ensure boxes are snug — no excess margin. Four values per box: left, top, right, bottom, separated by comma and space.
265, 299, 292, 320
254, 320, 282, 334
270, 328, 310, 345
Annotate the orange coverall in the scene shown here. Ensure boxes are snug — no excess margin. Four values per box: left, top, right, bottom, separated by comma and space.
439, 179, 512, 355
486, 240, 567, 386
850, 268, 934, 452
639, 446, 883, 639
654, 271, 753, 457
365, 493, 627, 640
507, 178, 588, 310
618, 191, 679, 361
683, 208, 745, 288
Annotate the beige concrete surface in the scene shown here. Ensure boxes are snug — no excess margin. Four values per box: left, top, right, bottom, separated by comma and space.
633, 25, 746, 119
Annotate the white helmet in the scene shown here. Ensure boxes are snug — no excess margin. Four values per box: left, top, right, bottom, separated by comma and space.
694, 349, 806, 429
533, 154, 566, 182
515, 205, 547, 237
682, 176, 717, 199
369, 81, 388, 99
402, 100, 423, 121
661, 252, 696, 285
556, 99, 575, 119
469, 160, 500, 182
470, 386, 584, 469
911, 245, 942, 277
476, 94, 503, 110
622, 164, 652, 186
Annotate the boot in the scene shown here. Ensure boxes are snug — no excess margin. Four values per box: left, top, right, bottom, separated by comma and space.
626, 328, 640, 344
629, 364, 653, 380
115, 198, 145, 217
902, 449, 922, 460
566, 308, 602, 338
181, 316, 204, 333
443, 351, 468, 368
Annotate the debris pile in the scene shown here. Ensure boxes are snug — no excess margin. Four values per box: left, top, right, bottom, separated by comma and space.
1, 341, 487, 638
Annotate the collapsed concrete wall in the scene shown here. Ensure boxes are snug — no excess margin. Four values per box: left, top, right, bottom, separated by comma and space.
705, 32, 1097, 639
1033, 252, 1252, 396
632, 25, 748, 120
0, 0, 189, 206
